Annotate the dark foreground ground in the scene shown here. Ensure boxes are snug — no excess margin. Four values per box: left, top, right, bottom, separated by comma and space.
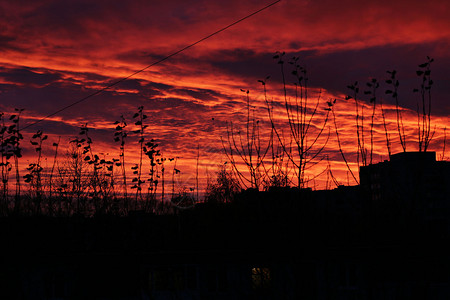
1, 183, 450, 299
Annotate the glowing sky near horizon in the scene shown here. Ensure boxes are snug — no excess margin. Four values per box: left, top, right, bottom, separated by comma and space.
0, 0, 449, 194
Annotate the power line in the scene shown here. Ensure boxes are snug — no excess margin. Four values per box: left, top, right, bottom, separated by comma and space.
21, 0, 282, 131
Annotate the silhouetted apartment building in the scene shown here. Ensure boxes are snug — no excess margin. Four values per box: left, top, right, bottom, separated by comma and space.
360, 151, 450, 237
360, 151, 450, 202
2, 152, 450, 299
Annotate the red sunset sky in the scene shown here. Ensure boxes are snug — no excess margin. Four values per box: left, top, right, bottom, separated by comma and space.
0, 0, 449, 195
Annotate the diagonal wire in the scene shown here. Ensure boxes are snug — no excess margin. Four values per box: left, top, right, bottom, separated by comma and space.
20, 0, 282, 131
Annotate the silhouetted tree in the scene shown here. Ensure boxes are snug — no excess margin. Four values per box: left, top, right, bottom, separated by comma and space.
223, 89, 270, 190
386, 70, 407, 152
267, 53, 331, 188
113, 115, 128, 211
205, 163, 241, 203
414, 57, 435, 152
24, 130, 47, 214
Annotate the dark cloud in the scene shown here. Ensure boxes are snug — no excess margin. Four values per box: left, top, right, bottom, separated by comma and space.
0, 34, 20, 51
208, 49, 277, 83
0, 83, 15, 92
151, 97, 208, 111
148, 81, 174, 91
297, 42, 450, 115
219, 100, 242, 109
0, 67, 62, 87
171, 88, 220, 101
198, 43, 450, 116
21, 119, 79, 136
114, 79, 143, 91
64, 71, 110, 84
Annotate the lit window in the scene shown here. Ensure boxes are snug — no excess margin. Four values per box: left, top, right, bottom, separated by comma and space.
251, 267, 271, 289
